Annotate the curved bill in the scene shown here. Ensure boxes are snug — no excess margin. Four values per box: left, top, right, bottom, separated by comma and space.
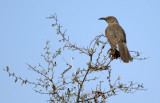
98, 17, 106, 20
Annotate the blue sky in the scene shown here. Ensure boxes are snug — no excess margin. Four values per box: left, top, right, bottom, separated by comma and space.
0, 0, 160, 103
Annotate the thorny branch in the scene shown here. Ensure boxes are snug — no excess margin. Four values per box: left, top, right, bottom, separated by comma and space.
3, 14, 147, 103
47, 14, 89, 55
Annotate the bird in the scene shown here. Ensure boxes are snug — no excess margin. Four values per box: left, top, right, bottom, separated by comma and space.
99, 16, 133, 63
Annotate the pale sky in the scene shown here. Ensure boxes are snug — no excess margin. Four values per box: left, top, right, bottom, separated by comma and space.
0, 0, 160, 103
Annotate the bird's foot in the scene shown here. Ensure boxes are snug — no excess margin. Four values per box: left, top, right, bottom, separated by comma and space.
108, 49, 120, 59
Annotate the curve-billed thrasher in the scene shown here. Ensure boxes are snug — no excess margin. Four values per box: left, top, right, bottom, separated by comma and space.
99, 16, 133, 63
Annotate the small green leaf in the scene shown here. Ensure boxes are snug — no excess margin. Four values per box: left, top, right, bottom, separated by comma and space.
96, 42, 99, 46
67, 88, 70, 94
137, 51, 140, 56
144, 57, 147, 60
91, 48, 93, 51
117, 75, 120, 80
6, 66, 9, 71
15, 78, 17, 83
94, 77, 97, 80
54, 62, 57, 67
112, 89, 115, 94
21, 81, 24, 86
125, 88, 128, 92
25, 80, 27, 84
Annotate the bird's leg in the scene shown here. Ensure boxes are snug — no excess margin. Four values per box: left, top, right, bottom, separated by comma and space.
107, 48, 112, 54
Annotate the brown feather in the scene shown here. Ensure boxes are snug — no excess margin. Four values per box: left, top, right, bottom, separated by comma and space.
118, 42, 133, 63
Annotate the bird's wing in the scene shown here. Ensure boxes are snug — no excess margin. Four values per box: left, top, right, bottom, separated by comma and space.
112, 24, 126, 43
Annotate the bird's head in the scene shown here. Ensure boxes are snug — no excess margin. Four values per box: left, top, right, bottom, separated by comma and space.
99, 16, 118, 24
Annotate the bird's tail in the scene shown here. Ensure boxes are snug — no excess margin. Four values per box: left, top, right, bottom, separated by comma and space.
118, 42, 133, 63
